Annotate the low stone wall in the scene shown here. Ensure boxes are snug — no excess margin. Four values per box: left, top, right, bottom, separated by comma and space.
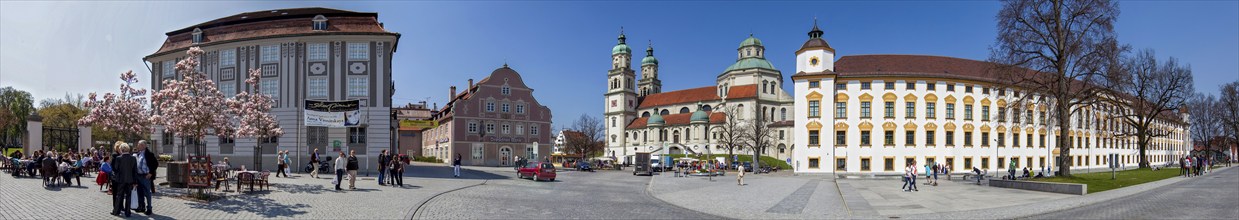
990, 179, 1087, 195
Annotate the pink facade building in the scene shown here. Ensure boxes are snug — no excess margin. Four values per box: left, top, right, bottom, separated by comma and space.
421, 65, 554, 166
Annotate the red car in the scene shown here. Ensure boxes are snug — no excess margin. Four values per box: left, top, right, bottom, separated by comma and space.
517, 162, 556, 181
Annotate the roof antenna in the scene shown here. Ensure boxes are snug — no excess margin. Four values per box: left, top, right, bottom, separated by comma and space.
503, 58, 509, 68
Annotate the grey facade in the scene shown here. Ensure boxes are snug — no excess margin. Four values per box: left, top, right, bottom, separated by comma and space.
143, 8, 400, 172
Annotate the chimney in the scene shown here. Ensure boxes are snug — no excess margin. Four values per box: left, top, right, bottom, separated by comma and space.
433, 102, 438, 109
450, 86, 457, 100
468, 79, 474, 88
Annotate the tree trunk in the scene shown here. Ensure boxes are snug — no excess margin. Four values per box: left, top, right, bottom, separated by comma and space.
1058, 100, 1072, 177
1138, 130, 1150, 168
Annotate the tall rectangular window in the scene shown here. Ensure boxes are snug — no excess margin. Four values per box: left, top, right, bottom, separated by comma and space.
486, 102, 495, 112
998, 108, 1006, 122
309, 77, 328, 98
946, 103, 956, 119
884, 102, 894, 119
946, 131, 956, 146
964, 104, 973, 120
860, 131, 871, 146
502, 124, 511, 134
348, 127, 366, 143
981, 132, 990, 146
860, 102, 871, 118
501, 103, 510, 112
905, 102, 915, 119
347, 42, 369, 60
260, 78, 279, 99
926, 131, 935, 146
516, 104, 525, 113
530, 125, 539, 135
808, 130, 820, 145
219, 49, 236, 66
348, 76, 369, 97
926, 103, 936, 118
219, 83, 236, 97
261, 45, 280, 63
808, 101, 820, 117
835, 102, 847, 118
468, 122, 478, 133
963, 132, 972, 146
836, 158, 846, 171
472, 145, 483, 160
836, 131, 846, 146
884, 131, 894, 146
162, 61, 175, 77
308, 43, 328, 61
905, 131, 915, 145
998, 133, 1006, 147
982, 106, 990, 121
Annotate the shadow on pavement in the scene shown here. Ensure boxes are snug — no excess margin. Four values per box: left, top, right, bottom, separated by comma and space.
187, 194, 310, 218
273, 183, 328, 194
404, 165, 511, 180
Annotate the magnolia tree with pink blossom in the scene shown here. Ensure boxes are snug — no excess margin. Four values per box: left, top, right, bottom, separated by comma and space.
79, 70, 152, 142
150, 47, 236, 159
230, 68, 284, 170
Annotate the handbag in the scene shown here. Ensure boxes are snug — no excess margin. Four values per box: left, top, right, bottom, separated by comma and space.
129, 188, 139, 207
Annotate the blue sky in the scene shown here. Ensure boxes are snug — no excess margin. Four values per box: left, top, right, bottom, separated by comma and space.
2, 1, 1236, 129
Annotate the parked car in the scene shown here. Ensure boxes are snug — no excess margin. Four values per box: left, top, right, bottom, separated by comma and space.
578, 161, 593, 172
517, 162, 557, 181
651, 159, 664, 172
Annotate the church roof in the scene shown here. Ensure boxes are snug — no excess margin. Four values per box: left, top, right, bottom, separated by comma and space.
626, 112, 726, 129
637, 84, 757, 109
740, 35, 763, 47
724, 57, 778, 72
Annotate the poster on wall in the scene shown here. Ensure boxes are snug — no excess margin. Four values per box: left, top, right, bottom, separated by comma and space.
304, 100, 364, 127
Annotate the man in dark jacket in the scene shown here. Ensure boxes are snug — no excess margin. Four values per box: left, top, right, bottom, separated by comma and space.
346, 150, 359, 190
134, 140, 157, 215
111, 144, 138, 217
377, 150, 389, 186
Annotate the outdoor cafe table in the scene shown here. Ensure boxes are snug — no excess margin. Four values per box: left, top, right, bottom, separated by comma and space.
236, 171, 259, 192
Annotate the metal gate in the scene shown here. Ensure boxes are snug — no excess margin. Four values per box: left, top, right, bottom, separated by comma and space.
42, 126, 79, 152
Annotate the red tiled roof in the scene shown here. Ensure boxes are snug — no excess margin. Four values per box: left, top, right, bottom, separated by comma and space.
625, 112, 726, 129
833, 54, 1020, 83
149, 8, 396, 57
637, 84, 758, 109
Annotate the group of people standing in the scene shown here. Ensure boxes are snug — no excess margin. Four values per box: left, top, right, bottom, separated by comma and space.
102, 140, 159, 217
377, 150, 408, 187
1181, 155, 1213, 177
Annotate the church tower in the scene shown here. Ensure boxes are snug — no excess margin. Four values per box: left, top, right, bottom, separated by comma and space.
605, 28, 637, 159
638, 42, 662, 97
795, 19, 836, 73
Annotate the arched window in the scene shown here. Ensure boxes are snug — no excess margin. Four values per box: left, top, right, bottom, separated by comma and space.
762, 80, 768, 93
611, 134, 616, 143
761, 107, 767, 121
679, 107, 690, 114
771, 82, 777, 93
737, 104, 745, 118
684, 128, 691, 141
673, 130, 680, 143
611, 117, 616, 127
660, 109, 669, 115
642, 112, 650, 117
703, 105, 713, 111
780, 108, 787, 121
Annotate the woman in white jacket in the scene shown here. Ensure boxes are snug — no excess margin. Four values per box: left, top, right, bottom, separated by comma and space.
334, 152, 347, 191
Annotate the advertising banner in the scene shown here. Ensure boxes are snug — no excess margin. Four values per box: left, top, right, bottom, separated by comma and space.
304, 100, 364, 127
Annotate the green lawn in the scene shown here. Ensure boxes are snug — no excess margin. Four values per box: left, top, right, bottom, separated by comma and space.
3, 148, 20, 157
1035, 167, 1182, 193
664, 154, 791, 170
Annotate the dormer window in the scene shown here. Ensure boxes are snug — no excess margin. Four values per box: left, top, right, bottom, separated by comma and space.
312, 15, 328, 31
191, 28, 203, 44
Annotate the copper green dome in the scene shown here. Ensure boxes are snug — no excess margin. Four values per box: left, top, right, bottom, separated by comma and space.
641, 56, 659, 65
648, 112, 665, 126
690, 109, 709, 123
612, 44, 631, 55
724, 57, 777, 72
740, 35, 763, 47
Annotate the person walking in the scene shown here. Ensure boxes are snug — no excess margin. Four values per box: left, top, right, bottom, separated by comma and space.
907, 161, 918, 192
110, 143, 138, 217
133, 140, 155, 215
453, 154, 462, 178
347, 150, 359, 190
1008, 159, 1017, 180
378, 150, 389, 186
282, 150, 292, 177
931, 163, 939, 185
736, 163, 745, 186
334, 151, 346, 191
275, 151, 287, 178
310, 148, 320, 178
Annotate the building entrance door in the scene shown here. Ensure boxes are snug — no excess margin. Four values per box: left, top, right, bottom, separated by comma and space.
500, 146, 511, 166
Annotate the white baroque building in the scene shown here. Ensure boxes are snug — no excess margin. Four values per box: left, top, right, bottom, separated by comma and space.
791, 22, 1190, 175
604, 30, 796, 164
